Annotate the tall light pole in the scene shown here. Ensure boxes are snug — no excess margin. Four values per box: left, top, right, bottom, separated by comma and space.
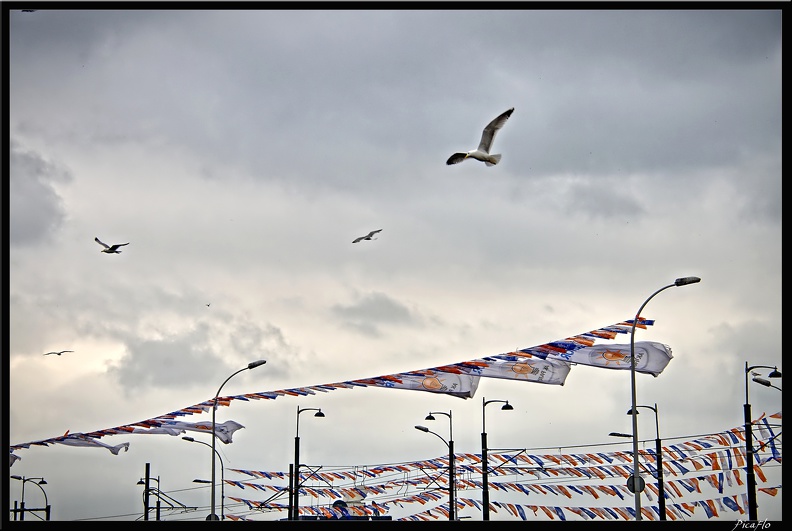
136, 465, 160, 521
293, 406, 325, 521
210, 359, 267, 520
744, 362, 781, 521
10, 475, 49, 521
628, 276, 700, 520
481, 398, 513, 520
420, 409, 455, 520
184, 436, 226, 521
627, 403, 666, 520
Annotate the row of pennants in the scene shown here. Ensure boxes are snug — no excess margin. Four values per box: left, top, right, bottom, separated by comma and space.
11, 317, 673, 453
223, 412, 781, 521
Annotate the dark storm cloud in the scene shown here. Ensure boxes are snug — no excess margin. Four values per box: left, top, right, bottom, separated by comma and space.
9, 141, 73, 246
9, 9, 780, 199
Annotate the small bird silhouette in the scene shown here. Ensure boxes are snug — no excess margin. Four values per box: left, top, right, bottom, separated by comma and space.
353, 229, 382, 243
44, 350, 73, 356
95, 237, 129, 254
446, 107, 514, 166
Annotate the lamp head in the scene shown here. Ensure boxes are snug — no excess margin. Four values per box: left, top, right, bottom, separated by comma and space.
137, 479, 145, 485
626, 408, 639, 415
415, 425, 429, 432
609, 432, 632, 438
11, 475, 22, 480
37, 479, 47, 485
768, 367, 782, 378
182, 436, 196, 442
501, 402, 514, 411
248, 359, 267, 370
314, 410, 325, 418
674, 276, 701, 286
425, 413, 436, 421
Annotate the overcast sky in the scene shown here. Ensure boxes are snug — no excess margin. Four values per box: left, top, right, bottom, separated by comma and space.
6, 6, 782, 522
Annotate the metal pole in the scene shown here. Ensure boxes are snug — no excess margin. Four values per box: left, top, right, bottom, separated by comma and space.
20, 478, 27, 521
294, 434, 301, 521
288, 463, 294, 520
210, 360, 266, 521
653, 403, 666, 520
144, 462, 150, 521
744, 362, 758, 521
481, 428, 490, 520
629, 277, 699, 520
449, 439, 456, 521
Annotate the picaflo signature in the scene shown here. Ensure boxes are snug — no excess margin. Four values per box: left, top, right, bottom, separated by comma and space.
732, 520, 771, 531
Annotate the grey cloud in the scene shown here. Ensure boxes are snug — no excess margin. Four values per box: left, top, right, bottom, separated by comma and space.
9, 141, 73, 246
332, 292, 419, 337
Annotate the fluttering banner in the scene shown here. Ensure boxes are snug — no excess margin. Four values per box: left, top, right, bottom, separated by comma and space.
542, 341, 673, 377
10, 317, 663, 454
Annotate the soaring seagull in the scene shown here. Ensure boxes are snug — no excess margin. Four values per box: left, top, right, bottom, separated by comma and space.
446, 107, 514, 166
353, 229, 382, 243
44, 350, 73, 356
95, 237, 129, 254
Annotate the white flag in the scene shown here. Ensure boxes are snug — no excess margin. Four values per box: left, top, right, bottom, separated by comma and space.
57, 435, 130, 455
544, 341, 673, 377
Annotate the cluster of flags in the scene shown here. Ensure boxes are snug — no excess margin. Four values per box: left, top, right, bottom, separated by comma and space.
11, 317, 670, 456
222, 411, 781, 521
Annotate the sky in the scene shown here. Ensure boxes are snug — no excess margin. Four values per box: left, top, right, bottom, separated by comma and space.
4, 5, 783, 523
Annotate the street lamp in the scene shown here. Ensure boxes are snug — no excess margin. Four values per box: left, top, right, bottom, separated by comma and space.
627, 403, 666, 520
481, 398, 513, 520
137, 470, 160, 521
752, 376, 782, 392
628, 276, 700, 520
209, 359, 267, 520
293, 406, 325, 521
420, 409, 456, 521
744, 362, 781, 521
184, 436, 226, 520
10, 475, 49, 521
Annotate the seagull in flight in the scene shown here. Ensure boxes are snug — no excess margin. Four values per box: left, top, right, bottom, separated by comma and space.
353, 229, 382, 243
44, 350, 73, 356
95, 237, 129, 254
446, 107, 514, 166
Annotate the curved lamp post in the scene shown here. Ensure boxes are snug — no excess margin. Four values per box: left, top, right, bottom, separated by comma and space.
210, 359, 267, 520
10, 475, 49, 521
481, 398, 513, 520
419, 410, 455, 520
293, 406, 325, 520
184, 436, 226, 521
627, 403, 666, 520
744, 362, 781, 520
628, 276, 700, 520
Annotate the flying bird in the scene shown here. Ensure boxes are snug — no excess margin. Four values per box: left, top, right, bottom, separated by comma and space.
446, 107, 514, 166
44, 350, 73, 356
353, 229, 382, 243
95, 237, 129, 254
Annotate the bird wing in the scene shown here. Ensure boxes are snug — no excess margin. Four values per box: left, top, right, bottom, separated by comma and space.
108, 243, 129, 251
368, 229, 382, 237
352, 236, 364, 243
446, 152, 468, 165
477, 107, 514, 154
95, 237, 110, 249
